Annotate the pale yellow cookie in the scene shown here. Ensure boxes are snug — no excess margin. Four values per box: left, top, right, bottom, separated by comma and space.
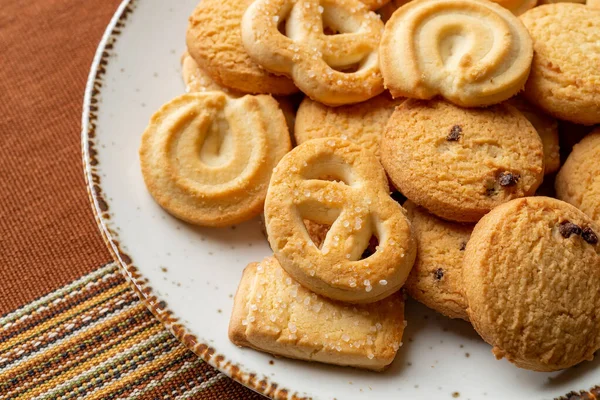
265, 138, 416, 303
139, 92, 291, 227
555, 129, 600, 224
404, 201, 471, 320
381, 99, 544, 222
294, 94, 403, 159
229, 256, 406, 371
186, 0, 297, 95
507, 97, 560, 174
181, 52, 297, 137
380, 0, 533, 107
520, 4, 600, 125
241, 0, 384, 106
463, 197, 600, 371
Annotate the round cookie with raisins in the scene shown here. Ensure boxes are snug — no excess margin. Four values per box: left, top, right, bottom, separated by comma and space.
381, 99, 545, 222
463, 196, 600, 372
404, 201, 473, 320
555, 128, 600, 225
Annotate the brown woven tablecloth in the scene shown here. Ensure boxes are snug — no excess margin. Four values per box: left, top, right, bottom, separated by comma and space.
0, 1, 263, 398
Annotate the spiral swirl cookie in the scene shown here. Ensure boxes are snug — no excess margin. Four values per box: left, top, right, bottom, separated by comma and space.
241, 0, 384, 106
508, 97, 560, 175
404, 201, 472, 320
139, 92, 291, 227
520, 4, 600, 125
380, 0, 533, 107
555, 129, 600, 225
265, 138, 416, 303
381, 99, 544, 223
463, 197, 600, 371
294, 94, 403, 159
186, 0, 297, 95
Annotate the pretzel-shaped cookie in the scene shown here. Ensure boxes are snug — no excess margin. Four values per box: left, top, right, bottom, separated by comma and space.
140, 92, 291, 227
241, 0, 384, 106
380, 0, 533, 107
265, 138, 416, 303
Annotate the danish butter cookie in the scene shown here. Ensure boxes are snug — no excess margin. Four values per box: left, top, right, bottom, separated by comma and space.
380, 0, 533, 107
181, 52, 298, 137
229, 256, 406, 370
241, 0, 384, 106
520, 4, 600, 125
555, 129, 600, 224
381, 99, 544, 222
508, 97, 560, 174
181, 51, 241, 95
537, 0, 584, 4
139, 92, 291, 227
404, 201, 471, 320
494, 0, 536, 14
186, 0, 297, 95
463, 197, 600, 371
294, 94, 403, 159
265, 138, 416, 303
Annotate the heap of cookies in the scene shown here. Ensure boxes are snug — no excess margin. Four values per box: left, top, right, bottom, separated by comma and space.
139, 0, 600, 373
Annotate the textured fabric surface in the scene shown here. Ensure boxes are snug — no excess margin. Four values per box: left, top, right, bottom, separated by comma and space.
0, 263, 264, 399
0, 1, 264, 398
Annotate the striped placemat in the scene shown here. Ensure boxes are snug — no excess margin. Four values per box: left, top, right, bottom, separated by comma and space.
0, 262, 264, 400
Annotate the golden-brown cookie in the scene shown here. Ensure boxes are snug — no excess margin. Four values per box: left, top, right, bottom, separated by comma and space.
241, 0, 385, 106
494, 0, 536, 14
507, 97, 560, 174
229, 256, 406, 371
381, 99, 544, 222
403, 201, 472, 320
139, 92, 291, 227
265, 138, 416, 303
520, 4, 600, 125
180, 51, 242, 95
380, 0, 533, 107
186, 0, 297, 95
294, 94, 403, 159
555, 129, 600, 224
463, 197, 600, 371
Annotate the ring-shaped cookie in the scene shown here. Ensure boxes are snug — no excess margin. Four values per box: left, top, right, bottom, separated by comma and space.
265, 138, 416, 303
140, 92, 291, 227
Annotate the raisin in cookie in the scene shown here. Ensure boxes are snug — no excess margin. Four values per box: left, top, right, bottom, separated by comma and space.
186, 0, 297, 95
404, 201, 472, 320
463, 196, 600, 371
381, 99, 544, 222
520, 4, 600, 125
555, 128, 600, 224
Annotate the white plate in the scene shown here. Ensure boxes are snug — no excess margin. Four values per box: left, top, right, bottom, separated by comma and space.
81, 1, 600, 398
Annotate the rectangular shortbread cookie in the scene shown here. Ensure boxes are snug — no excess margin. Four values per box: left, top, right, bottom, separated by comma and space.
229, 256, 406, 371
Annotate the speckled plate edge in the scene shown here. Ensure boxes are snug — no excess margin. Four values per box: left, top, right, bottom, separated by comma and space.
81, 1, 300, 398
79, 2, 600, 400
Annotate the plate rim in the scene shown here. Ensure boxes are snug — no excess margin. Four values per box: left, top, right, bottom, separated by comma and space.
78, 1, 600, 399
80, 1, 300, 398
